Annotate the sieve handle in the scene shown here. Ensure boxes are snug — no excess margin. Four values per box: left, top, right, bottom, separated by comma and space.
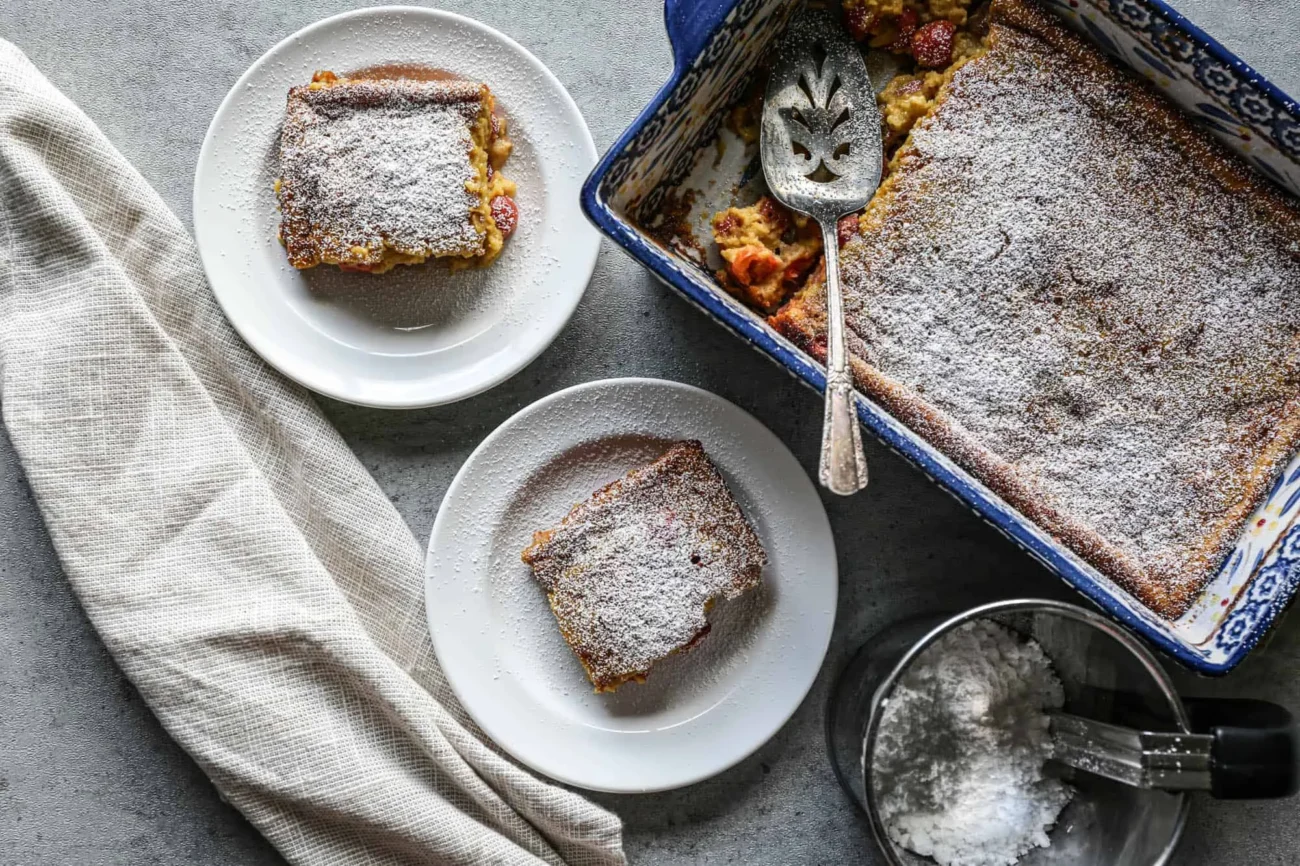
1185, 698, 1300, 800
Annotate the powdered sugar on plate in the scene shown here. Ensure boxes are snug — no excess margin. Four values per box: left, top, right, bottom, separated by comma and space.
871, 619, 1073, 866
522, 440, 767, 691
490, 434, 771, 718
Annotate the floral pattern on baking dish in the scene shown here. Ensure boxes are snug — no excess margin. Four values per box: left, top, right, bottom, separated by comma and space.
582, 0, 1300, 672
599, 0, 796, 223
1041, 0, 1300, 195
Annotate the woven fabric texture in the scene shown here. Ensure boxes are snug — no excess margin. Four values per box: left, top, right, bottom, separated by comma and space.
0, 39, 625, 866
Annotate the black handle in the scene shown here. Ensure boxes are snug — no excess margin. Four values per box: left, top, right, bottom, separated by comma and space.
1184, 698, 1300, 799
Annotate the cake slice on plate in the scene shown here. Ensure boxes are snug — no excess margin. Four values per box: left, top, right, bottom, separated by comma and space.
522, 440, 767, 692
276, 70, 516, 273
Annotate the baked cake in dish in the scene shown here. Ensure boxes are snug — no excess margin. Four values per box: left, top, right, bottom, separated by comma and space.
276, 70, 517, 273
763, 0, 1300, 617
521, 440, 767, 692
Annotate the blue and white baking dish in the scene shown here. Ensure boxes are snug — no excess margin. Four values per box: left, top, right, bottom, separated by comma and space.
580, 0, 1300, 673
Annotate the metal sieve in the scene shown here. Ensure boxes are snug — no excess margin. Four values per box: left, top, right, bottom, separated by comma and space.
826, 598, 1278, 866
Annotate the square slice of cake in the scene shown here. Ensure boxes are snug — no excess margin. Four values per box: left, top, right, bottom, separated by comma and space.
276, 70, 515, 273
769, 0, 1300, 617
521, 440, 767, 692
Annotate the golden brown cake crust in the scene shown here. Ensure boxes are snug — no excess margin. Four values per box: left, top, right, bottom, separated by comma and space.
276, 72, 515, 273
521, 440, 766, 692
772, 0, 1300, 618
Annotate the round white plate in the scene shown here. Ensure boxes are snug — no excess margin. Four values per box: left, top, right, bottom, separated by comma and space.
193, 7, 599, 408
426, 378, 837, 792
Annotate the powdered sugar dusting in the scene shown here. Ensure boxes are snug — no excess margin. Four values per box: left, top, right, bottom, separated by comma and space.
522, 440, 767, 690
838, 20, 1300, 612
485, 428, 777, 721
278, 78, 484, 261
872, 619, 1072, 866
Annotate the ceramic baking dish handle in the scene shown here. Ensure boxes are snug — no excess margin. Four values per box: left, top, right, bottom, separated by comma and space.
664, 0, 734, 70
1185, 698, 1300, 799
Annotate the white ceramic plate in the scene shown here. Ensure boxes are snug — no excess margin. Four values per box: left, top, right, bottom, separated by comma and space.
425, 378, 837, 792
193, 7, 599, 408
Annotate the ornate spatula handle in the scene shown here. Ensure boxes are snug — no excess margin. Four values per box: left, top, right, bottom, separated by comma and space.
760, 8, 880, 496
817, 224, 868, 495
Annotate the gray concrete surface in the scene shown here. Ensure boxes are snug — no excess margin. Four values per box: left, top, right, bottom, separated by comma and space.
2, 1, 1299, 864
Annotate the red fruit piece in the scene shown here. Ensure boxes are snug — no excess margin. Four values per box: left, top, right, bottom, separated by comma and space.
912, 19, 957, 68
843, 5, 876, 42
837, 213, 861, 247
729, 247, 783, 286
756, 196, 790, 233
888, 8, 920, 54
782, 253, 816, 287
491, 195, 519, 237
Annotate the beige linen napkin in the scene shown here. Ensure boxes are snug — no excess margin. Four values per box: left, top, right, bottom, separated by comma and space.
0, 40, 625, 866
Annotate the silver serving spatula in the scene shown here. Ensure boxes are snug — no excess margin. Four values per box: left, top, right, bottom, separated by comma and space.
762, 8, 882, 496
